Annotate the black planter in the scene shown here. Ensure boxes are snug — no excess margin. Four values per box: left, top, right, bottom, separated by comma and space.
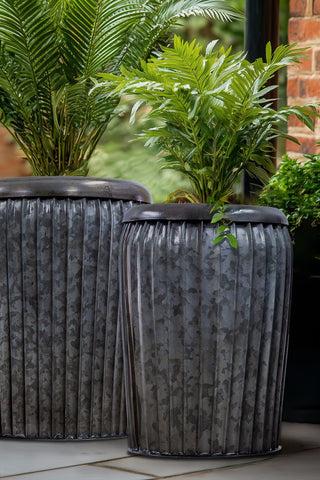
120, 204, 292, 457
283, 225, 320, 423
0, 177, 151, 439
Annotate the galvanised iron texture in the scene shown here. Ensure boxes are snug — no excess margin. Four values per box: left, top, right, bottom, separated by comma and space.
120, 204, 292, 457
0, 177, 151, 439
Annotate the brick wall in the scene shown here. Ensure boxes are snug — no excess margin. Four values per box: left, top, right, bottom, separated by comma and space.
0, 127, 30, 178
287, 0, 320, 157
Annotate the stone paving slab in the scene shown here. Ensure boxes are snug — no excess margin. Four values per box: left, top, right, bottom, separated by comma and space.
0, 465, 154, 480
0, 423, 319, 479
159, 448, 320, 480
96, 454, 270, 477
0, 438, 128, 477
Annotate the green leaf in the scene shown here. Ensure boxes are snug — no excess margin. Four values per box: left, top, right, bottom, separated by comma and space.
217, 224, 230, 234
130, 99, 145, 125
226, 234, 238, 248
265, 41, 272, 63
212, 234, 225, 246
211, 212, 225, 223
206, 39, 219, 55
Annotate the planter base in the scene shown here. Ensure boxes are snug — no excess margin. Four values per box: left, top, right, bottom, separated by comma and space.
128, 446, 282, 458
0, 433, 127, 441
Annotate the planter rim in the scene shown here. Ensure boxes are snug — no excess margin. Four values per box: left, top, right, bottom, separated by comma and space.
0, 177, 152, 203
122, 203, 289, 226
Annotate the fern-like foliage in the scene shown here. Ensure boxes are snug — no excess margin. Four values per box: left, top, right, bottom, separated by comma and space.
0, 0, 242, 176
99, 36, 318, 202
259, 154, 320, 233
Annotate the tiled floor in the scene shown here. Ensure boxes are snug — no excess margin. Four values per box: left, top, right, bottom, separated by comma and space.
0, 423, 319, 479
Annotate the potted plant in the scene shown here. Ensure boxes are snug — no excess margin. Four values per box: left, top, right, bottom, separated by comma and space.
260, 154, 320, 424
0, 0, 241, 440
103, 36, 317, 456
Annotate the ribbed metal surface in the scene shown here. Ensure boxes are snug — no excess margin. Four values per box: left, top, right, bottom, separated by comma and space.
120, 216, 292, 456
0, 197, 136, 439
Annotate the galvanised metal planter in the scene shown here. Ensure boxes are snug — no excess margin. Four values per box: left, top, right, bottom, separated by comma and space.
120, 204, 292, 457
0, 177, 151, 439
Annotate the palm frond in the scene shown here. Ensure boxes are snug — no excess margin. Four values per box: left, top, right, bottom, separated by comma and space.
45, 0, 69, 22
62, 0, 150, 78
111, 0, 243, 71
0, 0, 61, 136
160, 0, 243, 22
0, 0, 58, 81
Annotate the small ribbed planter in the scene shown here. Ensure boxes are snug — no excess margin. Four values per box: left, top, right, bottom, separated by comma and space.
120, 204, 292, 457
0, 177, 151, 439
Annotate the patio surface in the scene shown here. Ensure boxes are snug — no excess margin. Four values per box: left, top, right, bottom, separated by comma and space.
0, 422, 319, 479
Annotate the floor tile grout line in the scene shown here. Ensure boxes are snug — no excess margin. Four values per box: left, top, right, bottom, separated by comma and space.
156, 448, 320, 480
90, 457, 277, 480
0, 461, 138, 480
277, 446, 320, 460
0, 465, 85, 480
91, 463, 159, 477
283, 446, 320, 454
148, 457, 279, 480
0, 453, 131, 479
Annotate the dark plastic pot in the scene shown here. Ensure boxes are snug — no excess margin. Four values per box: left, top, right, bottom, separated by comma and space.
0, 177, 151, 439
283, 225, 320, 423
120, 204, 292, 457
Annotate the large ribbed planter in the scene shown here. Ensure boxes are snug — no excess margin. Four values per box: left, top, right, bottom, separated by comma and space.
0, 177, 151, 439
120, 204, 292, 457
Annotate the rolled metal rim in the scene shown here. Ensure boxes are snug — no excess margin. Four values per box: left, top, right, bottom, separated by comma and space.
122, 203, 289, 226
128, 445, 282, 458
0, 177, 152, 203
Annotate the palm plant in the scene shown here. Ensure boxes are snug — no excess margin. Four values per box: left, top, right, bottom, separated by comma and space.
0, 1, 242, 176
98, 36, 317, 203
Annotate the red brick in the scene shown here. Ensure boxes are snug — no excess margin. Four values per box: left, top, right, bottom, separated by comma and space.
299, 76, 320, 97
0, 127, 30, 178
288, 18, 320, 42
290, 0, 308, 16
286, 135, 320, 154
314, 0, 320, 15
287, 78, 300, 97
287, 115, 300, 127
298, 48, 313, 70
286, 138, 302, 153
